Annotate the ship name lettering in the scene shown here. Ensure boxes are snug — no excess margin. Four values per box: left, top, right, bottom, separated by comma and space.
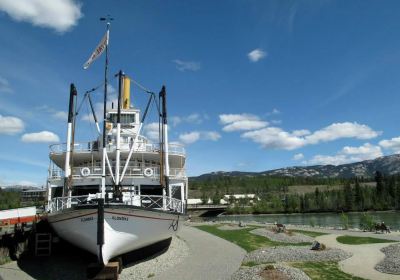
81, 217, 94, 222
112, 216, 128, 221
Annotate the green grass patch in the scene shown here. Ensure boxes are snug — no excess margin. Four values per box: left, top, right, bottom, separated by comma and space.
292, 261, 365, 280
291, 229, 328, 238
336, 235, 398, 245
241, 260, 260, 267
195, 225, 311, 252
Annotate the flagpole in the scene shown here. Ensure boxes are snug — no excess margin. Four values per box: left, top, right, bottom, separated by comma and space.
100, 16, 112, 199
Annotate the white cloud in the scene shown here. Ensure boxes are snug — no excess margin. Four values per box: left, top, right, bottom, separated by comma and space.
202, 131, 221, 141
248, 48, 267, 62
223, 120, 269, 132
144, 122, 160, 142
0, 0, 82, 33
179, 131, 221, 145
304, 122, 381, 144
306, 143, 383, 166
293, 153, 304, 161
52, 111, 68, 120
219, 113, 259, 124
306, 154, 348, 166
179, 131, 200, 144
242, 127, 306, 150
219, 113, 268, 132
21, 131, 60, 143
379, 137, 400, 153
172, 60, 201, 72
0, 76, 12, 93
0, 114, 24, 135
171, 113, 206, 126
292, 129, 311, 137
239, 121, 380, 150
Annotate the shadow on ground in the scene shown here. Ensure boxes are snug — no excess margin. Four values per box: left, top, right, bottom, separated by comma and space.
14, 237, 172, 280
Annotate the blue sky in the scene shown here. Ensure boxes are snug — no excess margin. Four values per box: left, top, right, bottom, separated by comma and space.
1, 0, 400, 186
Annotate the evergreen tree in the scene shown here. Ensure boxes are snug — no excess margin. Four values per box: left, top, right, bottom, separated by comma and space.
344, 182, 353, 211
375, 171, 384, 195
354, 178, 364, 211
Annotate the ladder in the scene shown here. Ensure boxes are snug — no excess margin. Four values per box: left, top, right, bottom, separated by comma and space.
35, 233, 52, 256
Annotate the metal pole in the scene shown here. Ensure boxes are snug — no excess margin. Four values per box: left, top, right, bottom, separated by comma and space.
115, 70, 123, 196
101, 21, 110, 198
63, 84, 77, 200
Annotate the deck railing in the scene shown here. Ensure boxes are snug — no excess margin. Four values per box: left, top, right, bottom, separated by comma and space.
49, 194, 184, 214
49, 142, 185, 156
48, 166, 186, 180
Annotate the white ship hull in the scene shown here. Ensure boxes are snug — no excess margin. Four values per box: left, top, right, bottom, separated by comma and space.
48, 206, 181, 264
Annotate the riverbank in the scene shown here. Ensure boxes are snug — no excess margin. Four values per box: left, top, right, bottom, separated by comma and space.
205, 210, 400, 231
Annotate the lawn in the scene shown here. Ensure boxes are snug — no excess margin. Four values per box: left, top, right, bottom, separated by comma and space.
195, 225, 310, 252
336, 235, 398, 245
290, 229, 328, 238
292, 261, 365, 280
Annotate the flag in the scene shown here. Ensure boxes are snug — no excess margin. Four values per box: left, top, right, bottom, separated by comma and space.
83, 31, 109, 70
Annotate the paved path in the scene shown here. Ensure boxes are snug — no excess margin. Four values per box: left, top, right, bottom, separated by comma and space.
316, 234, 400, 280
155, 226, 246, 280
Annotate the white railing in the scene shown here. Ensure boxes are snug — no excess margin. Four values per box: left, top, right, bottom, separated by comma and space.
49, 194, 184, 213
49, 142, 185, 156
48, 166, 186, 180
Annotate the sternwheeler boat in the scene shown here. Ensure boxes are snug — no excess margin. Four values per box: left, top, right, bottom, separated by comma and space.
45, 21, 187, 265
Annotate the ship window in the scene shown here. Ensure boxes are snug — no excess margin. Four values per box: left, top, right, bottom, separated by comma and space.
121, 114, 135, 124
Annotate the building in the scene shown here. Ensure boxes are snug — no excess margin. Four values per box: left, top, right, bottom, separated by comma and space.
21, 189, 47, 206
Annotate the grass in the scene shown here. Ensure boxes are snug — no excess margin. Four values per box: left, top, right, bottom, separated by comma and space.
292, 261, 365, 280
336, 235, 398, 245
290, 229, 328, 238
195, 225, 311, 252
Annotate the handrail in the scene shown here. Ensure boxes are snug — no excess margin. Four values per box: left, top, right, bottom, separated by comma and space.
48, 166, 186, 180
49, 142, 185, 155
49, 194, 184, 213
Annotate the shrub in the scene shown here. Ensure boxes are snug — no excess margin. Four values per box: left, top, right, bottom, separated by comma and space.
359, 213, 376, 231
340, 212, 349, 230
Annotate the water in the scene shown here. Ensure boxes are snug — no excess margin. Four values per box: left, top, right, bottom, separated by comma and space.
206, 211, 400, 230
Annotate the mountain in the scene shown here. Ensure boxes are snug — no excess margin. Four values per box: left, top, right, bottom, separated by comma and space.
192, 154, 400, 180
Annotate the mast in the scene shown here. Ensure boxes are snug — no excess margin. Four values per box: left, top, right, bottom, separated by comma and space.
160, 86, 170, 208
63, 83, 77, 198
115, 70, 123, 199
100, 17, 111, 198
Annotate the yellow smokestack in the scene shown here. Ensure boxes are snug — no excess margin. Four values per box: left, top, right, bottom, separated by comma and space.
122, 76, 130, 109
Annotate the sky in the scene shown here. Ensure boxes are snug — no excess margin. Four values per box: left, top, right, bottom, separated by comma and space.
1, 0, 400, 186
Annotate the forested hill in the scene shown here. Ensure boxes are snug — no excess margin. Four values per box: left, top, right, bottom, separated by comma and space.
191, 154, 400, 181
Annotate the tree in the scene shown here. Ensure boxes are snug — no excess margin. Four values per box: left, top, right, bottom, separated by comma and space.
375, 171, 384, 195
353, 179, 364, 211
344, 182, 353, 211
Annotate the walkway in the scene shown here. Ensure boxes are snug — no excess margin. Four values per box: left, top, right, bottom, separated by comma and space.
316, 234, 399, 280
155, 226, 246, 280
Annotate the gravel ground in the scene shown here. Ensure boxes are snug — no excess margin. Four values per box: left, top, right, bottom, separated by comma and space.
119, 236, 189, 280
250, 228, 314, 244
231, 263, 311, 280
375, 243, 400, 275
244, 246, 352, 264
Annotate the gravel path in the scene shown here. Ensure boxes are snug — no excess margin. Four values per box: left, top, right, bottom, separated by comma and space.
231, 263, 311, 280
250, 228, 314, 244
375, 243, 400, 275
155, 225, 246, 280
316, 234, 400, 280
244, 245, 351, 264
119, 236, 189, 280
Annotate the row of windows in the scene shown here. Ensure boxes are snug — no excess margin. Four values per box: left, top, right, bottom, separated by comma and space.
109, 113, 136, 124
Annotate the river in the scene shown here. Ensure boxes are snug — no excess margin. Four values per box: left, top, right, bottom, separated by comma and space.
206, 211, 400, 230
